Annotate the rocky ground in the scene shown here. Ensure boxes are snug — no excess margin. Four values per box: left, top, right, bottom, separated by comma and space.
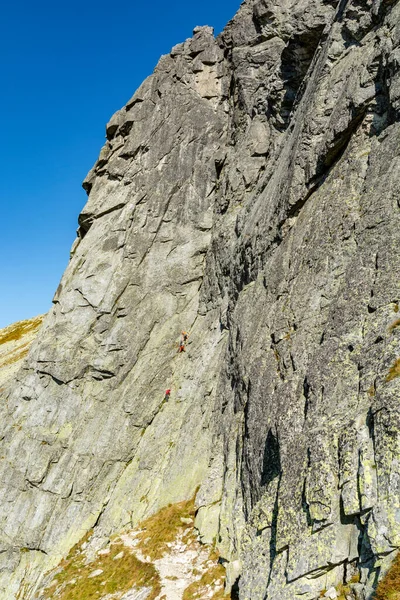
38, 499, 225, 600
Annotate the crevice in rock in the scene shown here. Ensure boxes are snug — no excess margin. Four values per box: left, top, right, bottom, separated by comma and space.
261, 429, 281, 488
77, 213, 94, 239
231, 576, 240, 600
36, 371, 65, 386
370, 54, 398, 136
19, 547, 48, 555
266, 470, 282, 588
272, 26, 326, 131
302, 477, 313, 527
303, 376, 311, 420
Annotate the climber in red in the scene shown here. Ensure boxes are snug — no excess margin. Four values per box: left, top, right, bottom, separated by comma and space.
165, 389, 171, 400
178, 344, 186, 353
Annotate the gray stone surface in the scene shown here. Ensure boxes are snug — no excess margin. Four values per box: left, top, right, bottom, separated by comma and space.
1, 0, 400, 598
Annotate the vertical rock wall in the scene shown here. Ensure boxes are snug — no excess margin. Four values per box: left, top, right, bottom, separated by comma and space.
1, 0, 400, 598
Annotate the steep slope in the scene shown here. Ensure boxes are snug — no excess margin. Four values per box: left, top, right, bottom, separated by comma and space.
0, 316, 44, 388
2, 0, 400, 598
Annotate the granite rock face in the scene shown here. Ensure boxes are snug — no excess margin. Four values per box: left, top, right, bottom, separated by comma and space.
2, 0, 400, 598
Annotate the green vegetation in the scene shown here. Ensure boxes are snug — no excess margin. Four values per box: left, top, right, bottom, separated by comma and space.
136, 497, 196, 560
374, 552, 400, 599
386, 359, 400, 382
42, 530, 161, 600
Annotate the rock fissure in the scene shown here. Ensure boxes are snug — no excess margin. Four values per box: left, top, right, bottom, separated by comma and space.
1, 2, 400, 599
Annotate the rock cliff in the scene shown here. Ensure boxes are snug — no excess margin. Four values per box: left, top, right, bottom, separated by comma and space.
2, 0, 400, 598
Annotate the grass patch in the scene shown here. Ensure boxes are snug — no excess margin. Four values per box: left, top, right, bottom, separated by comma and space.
0, 343, 30, 368
336, 583, 351, 600
374, 552, 400, 600
182, 562, 225, 600
136, 497, 196, 561
350, 572, 361, 584
0, 316, 43, 347
386, 359, 400, 382
42, 530, 161, 600
40, 496, 209, 600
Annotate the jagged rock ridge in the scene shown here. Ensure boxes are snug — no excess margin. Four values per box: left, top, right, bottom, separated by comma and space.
2, 0, 400, 598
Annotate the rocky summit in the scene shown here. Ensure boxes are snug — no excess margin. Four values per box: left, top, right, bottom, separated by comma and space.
2, 0, 400, 598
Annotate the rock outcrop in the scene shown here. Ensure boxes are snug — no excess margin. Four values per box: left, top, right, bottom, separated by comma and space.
2, 0, 400, 598
0, 316, 44, 388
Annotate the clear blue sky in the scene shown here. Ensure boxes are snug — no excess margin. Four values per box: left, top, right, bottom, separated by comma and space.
0, 0, 240, 329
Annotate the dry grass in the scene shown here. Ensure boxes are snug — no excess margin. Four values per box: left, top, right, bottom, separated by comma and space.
0, 316, 43, 347
350, 572, 361, 584
389, 319, 400, 333
0, 343, 30, 368
136, 497, 196, 561
182, 562, 226, 600
41, 530, 161, 600
374, 552, 400, 600
39, 495, 231, 600
336, 583, 351, 600
40, 498, 200, 600
386, 359, 400, 382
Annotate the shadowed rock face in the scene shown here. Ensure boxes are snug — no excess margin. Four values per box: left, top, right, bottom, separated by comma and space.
2, 0, 400, 598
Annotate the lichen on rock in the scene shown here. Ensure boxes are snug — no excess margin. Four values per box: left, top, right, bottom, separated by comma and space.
2, 0, 400, 598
